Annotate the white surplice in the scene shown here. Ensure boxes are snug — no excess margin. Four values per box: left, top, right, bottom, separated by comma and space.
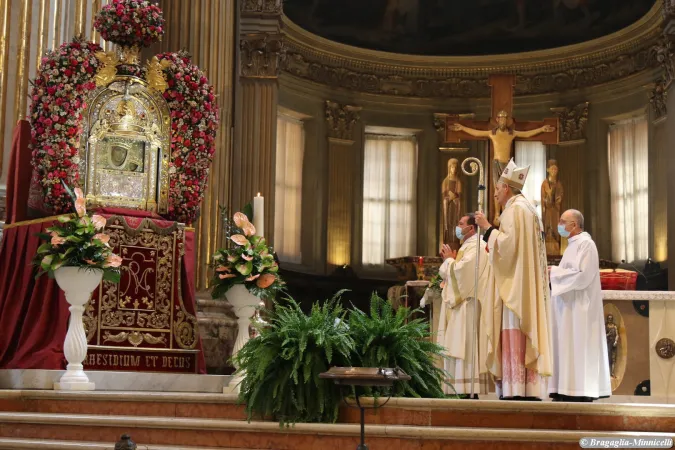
548, 232, 612, 400
437, 234, 489, 395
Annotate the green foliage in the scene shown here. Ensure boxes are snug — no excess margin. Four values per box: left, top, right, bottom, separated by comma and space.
32, 182, 121, 283
428, 272, 443, 294
234, 292, 354, 426
211, 210, 284, 301
349, 293, 446, 398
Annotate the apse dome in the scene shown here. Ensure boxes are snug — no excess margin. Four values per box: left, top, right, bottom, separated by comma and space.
283, 0, 657, 56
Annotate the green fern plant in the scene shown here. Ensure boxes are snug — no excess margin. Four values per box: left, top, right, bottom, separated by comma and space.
349, 293, 447, 398
233, 292, 354, 426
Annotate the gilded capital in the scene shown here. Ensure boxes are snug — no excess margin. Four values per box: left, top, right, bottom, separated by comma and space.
325, 101, 361, 141
240, 34, 285, 79
650, 78, 668, 122
650, 37, 675, 87
550, 102, 589, 144
241, 0, 282, 15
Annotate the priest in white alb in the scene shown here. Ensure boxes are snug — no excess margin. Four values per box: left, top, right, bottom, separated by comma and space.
548, 209, 612, 402
475, 159, 553, 401
437, 213, 489, 398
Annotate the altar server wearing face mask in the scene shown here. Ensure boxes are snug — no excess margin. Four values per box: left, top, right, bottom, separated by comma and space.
548, 209, 612, 402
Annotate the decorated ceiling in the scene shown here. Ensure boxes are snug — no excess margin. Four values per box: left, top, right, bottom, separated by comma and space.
284, 0, 657, 56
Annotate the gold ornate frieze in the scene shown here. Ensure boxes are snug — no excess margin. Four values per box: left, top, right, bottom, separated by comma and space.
280, 2, 664, 98
240, 34, 285, 79
325, 100, 361, 141
241, 0, 282, 15
550, 102, 589, 144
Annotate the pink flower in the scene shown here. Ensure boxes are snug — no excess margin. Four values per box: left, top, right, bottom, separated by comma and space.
256, 273, 276, 289
104, 254, 122, 268
230, 234, 248, 246
245, 274, 260, 282
93, 233, 110, 244
50, 231, 66, 246
85, 259, 97, 265
242, 254, 253, 261
74, 187, 86, 217
218, 273, 236, 279
91, 215, 106, 230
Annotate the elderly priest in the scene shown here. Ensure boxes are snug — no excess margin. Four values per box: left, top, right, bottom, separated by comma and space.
437, 213, 489, 398
475, 159, 553, 401
548, 209, 612, 402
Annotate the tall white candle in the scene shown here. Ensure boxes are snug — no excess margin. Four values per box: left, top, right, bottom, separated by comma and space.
253, 193, 264, 237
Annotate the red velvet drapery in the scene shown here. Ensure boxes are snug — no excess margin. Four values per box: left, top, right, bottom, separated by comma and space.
4, 120, 32, 224
0, 216, 206, 373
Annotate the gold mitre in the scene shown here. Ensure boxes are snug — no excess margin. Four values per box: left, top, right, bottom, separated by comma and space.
498, 158, 529, 190
496, 110, 509, 118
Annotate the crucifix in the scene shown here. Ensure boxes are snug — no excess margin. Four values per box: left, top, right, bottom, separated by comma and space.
445, 74, 559, 222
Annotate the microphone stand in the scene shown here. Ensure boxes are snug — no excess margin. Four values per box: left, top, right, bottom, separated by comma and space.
461, 158, 485, 399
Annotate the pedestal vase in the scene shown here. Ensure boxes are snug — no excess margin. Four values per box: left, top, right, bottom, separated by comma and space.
222, 284, 260, 394
53, 266, 101, 391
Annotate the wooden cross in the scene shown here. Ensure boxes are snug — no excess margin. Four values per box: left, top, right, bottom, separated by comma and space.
444, 74, 559, 221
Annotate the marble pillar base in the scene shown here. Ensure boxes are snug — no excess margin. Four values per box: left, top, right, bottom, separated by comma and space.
196, 290, 237, 375
0, 370, 232, 393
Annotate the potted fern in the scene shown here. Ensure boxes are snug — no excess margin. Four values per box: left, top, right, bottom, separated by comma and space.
211, 210, 284, 392
349, 293, 447, 399
33, 184, 121, 391
234, 293, 353, 425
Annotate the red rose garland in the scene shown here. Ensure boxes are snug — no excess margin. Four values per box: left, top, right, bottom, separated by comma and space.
158, 51, 219, 224
93, 0, 164, 48
29, 39, 101, 214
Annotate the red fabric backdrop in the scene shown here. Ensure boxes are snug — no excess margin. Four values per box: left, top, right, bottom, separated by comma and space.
0, 216, 206, 373
4, 120, 32, 224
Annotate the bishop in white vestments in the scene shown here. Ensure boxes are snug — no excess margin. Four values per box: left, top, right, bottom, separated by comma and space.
475, 159, 553, 401
548, 209, 612, 402
437, 213, 489, 397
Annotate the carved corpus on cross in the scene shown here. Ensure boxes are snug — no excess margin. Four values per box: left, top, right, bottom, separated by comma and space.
444, 74, 559, 220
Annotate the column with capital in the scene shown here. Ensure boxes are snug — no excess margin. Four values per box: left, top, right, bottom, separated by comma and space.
325, 101, 362, 271
231, 1, 285, 247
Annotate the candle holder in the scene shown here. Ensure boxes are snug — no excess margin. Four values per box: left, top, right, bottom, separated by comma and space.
320, 367, 411, 450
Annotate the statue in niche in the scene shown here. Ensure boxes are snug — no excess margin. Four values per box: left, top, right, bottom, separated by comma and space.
541, 159, 564, 255
441, 158, 462, 251
605, 314, 619, 378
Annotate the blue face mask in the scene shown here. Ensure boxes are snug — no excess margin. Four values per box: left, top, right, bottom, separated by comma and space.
558, 224, 571, 238
455, 226, 465, 240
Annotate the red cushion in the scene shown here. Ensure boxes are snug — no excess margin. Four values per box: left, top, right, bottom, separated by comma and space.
600, 271, 637, 290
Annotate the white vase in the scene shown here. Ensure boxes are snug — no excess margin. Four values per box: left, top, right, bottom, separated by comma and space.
53, 266, 102, 391
223, 284, 260, 394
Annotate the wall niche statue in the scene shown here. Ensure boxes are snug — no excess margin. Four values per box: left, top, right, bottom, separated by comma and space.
440, 158, 462, 251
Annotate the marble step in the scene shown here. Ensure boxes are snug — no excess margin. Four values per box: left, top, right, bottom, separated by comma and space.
0, 412, 673, 450
2, 390, 675, 432
0, 437, 252, 450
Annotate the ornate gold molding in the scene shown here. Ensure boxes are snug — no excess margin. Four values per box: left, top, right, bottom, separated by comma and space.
280, 2, 664, 98
325, 100, 361, 140
240, 34, 285, 79
650, 37, 675, 87
241, 0, 282, 15
550, 102, 589, 145
650, 78, 668, 123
